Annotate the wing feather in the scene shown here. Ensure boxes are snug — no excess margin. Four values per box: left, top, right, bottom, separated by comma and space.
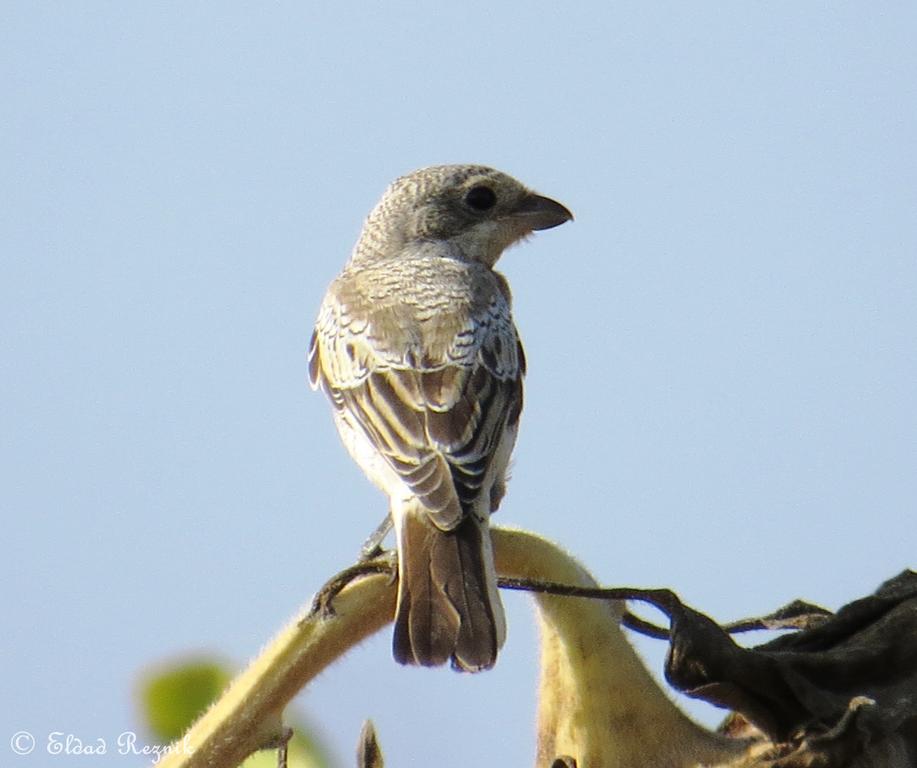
311, 269, 524, 530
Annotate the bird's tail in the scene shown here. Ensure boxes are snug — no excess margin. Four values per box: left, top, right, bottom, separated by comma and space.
392, 503, 505, 672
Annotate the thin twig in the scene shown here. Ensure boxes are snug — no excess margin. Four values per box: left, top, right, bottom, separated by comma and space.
620, 611, 671, 640
497, 576, 829, 640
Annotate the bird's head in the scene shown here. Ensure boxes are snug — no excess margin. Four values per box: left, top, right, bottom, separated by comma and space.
356, 165, 572, 267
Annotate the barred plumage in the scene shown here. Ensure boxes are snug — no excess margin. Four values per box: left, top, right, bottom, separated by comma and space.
309, 165, 571, 671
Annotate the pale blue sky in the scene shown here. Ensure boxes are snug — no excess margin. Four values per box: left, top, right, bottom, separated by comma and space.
3, 3, 915, 767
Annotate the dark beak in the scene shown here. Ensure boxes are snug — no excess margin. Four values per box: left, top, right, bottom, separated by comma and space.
512, 193, 574, 231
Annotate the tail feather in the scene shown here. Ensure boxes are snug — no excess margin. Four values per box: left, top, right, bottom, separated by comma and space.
392, 507, 505, 672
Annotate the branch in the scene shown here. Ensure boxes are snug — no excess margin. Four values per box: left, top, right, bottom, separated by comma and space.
492, 528, 748, 768
497, 578, 833, 639
158, 528, 750, 768
157, 558, 396, 768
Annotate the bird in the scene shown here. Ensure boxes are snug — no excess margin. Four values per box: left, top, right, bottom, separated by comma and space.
308, 164, 572, 671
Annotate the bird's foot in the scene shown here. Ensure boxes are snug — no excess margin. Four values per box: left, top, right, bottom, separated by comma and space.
309, 554, 396, 619
359, 514, 393, 561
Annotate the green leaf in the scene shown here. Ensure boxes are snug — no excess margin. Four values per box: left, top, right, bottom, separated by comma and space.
138, 657, 331, 768
140, 659, 229, 742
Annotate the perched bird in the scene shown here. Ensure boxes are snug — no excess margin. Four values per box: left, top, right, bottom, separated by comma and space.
309, 165, 572, 671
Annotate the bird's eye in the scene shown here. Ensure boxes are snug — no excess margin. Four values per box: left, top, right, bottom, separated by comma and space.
464, 185, 497, 211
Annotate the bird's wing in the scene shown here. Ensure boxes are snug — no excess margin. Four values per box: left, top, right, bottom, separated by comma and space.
309, 282, 524, 531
